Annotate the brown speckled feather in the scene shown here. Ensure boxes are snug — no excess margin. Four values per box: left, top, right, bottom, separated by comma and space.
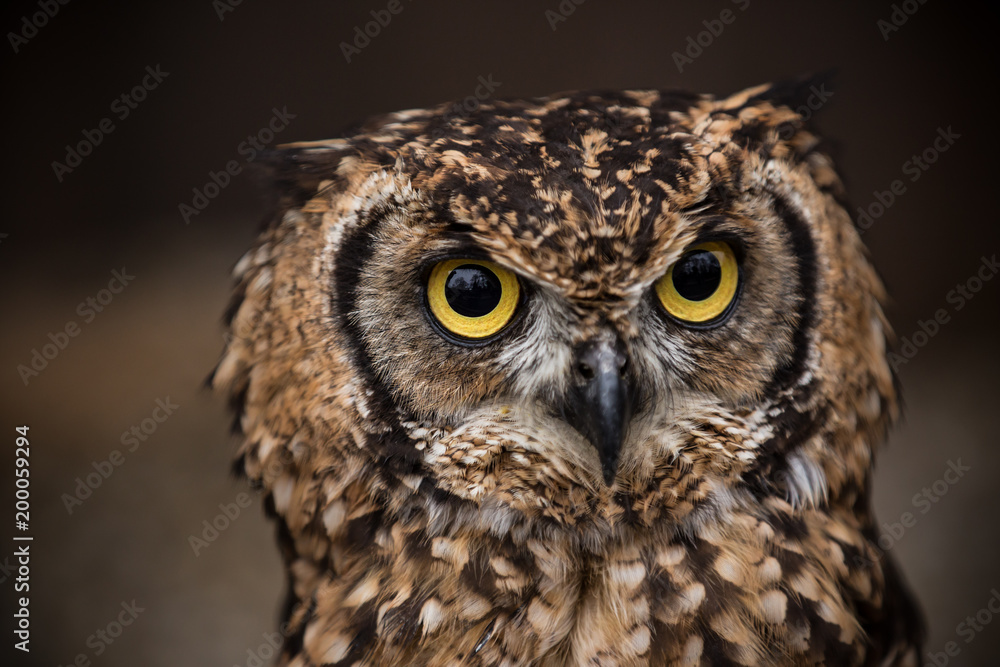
213, 81, 923, 666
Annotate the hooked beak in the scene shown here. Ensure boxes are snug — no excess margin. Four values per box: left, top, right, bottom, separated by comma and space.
560, 337, 635, 485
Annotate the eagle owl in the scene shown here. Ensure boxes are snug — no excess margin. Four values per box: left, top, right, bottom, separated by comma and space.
213, 81, 924, 666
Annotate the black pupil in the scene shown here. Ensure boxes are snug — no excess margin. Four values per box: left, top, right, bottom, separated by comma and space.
673, 250, 722, 301
445, 265, 503, 317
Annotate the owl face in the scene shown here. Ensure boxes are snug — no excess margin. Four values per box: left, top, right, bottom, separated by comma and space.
349, 166, 808, 485
223, 83, 895, 527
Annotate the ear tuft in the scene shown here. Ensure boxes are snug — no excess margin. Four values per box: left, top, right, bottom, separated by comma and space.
256, 141, 353, 207
745, 70, 837, 116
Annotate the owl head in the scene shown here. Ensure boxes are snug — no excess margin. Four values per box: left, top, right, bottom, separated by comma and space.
214, 80, 896, 533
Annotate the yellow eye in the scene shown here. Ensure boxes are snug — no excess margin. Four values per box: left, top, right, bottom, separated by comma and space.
655, 241, 739, 324
427, 259, 520, 340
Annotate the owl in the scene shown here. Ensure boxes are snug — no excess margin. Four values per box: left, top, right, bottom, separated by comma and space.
212, 80, 925, 666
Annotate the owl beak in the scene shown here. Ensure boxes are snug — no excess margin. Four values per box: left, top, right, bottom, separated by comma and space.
563, 338, 633, 486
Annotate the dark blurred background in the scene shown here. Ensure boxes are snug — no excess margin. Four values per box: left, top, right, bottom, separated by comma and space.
1, 1, 997, 665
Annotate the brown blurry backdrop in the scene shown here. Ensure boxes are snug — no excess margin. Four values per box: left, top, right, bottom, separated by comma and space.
1, 1, 998, 665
